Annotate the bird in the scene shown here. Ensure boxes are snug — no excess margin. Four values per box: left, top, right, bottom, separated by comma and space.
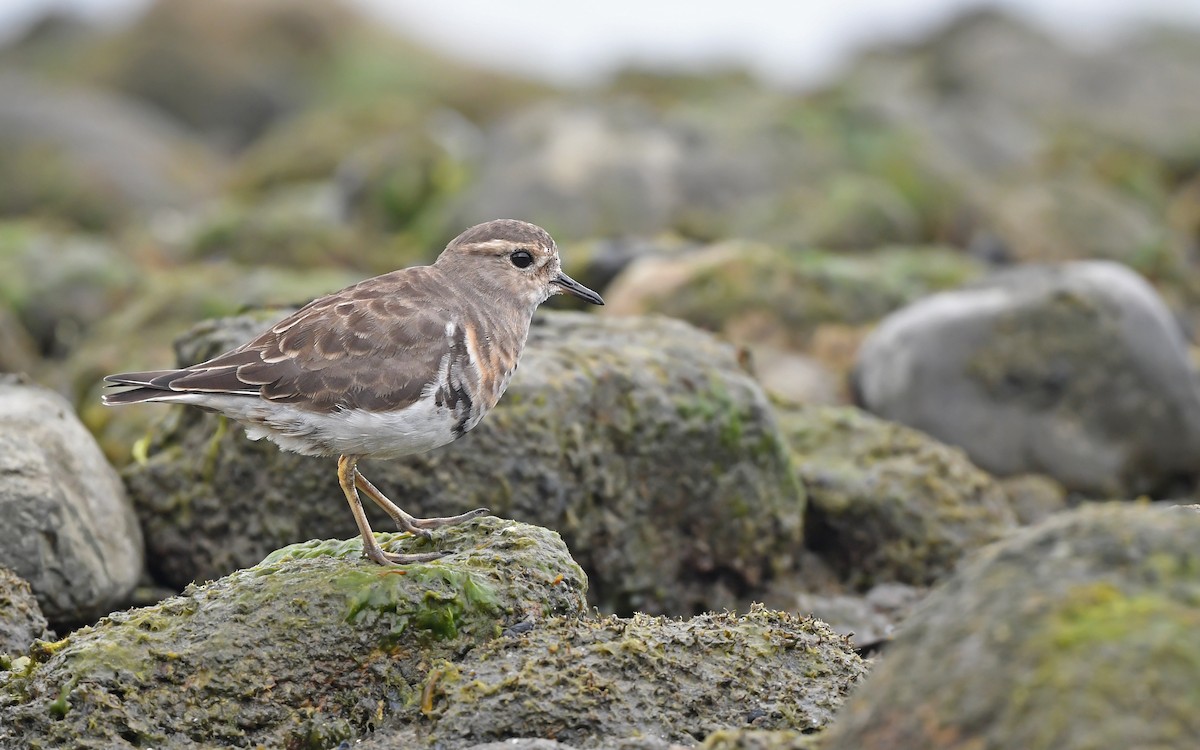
103, 219, 604, 565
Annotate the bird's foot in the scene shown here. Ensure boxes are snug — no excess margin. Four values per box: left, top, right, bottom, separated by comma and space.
362, 539, 447, 566
398, 507, 490, 533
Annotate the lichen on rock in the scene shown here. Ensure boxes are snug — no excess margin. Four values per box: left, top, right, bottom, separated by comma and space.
823, 503, 1200, 750
0, 518, 586, 749
360, 604, 866, 749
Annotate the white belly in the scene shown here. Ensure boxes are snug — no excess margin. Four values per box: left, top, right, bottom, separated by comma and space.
174, 393, 461, 458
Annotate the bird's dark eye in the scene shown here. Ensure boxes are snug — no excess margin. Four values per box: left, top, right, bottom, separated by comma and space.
510, 249, 534, 269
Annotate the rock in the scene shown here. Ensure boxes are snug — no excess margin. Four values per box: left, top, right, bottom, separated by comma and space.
982, 177, 1173, 268
333, 128, 470, 238
71, 0, 545, 151
123, 311, 804, 615
602, 242, 980, 353
0, 376, 143, 626
362, 605, 865, 748
853, 261, 1200, 496
783, 583, 927, 649
781, 406, 1016, 588
0, 567, 54, 657
998, 473, 1069, 525
0, 518, 588, 748
0, 224, 139, 360
184, 184, 405, 272
0, 72, 214, 230
558, 234, 700, 308
823, 503, 1200, 750
699, 729, 822, 749
0, 306, 38, 375
447, 100, 786, 242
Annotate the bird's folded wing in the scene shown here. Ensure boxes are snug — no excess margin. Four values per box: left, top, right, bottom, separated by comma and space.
170, 288, 457, 413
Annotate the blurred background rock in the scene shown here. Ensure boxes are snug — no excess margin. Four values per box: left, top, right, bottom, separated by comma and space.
0, 0, 1198, 638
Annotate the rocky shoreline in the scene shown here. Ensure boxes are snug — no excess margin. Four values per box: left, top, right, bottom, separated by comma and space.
3, 1, 1200, 747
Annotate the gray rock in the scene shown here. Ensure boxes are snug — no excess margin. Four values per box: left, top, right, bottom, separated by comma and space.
0, 567, 53, 656
0, 519, 588, 749
0, 375, 143, 625
823, 503, 1200, 750
780, 406, 1016, 588
853, 261, 1200, 496
124, 311, 804, 615
362, 605, 865, 749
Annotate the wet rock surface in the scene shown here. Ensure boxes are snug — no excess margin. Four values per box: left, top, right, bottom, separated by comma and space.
361, 605, 865, 749
854, 261, 1200, 496
0, 375, 143, 627
823, 503, 1200, 750
0, 518, 587, 749
124, 311, 804, 615
780, 405, 1016, 588
0, 567, 54, 657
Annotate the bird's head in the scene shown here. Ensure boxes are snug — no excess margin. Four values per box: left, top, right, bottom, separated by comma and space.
436, 219, 605, 309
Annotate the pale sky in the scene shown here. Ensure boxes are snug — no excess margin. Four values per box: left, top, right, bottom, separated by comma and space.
1, 0, 1198, 86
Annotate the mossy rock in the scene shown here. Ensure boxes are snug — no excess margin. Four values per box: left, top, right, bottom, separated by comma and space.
122, 311, 804, 617
360, 605, 865, 749
63, 0, 546, 150
183, 185, 433, 275
781, 406, 1016, 588
823, 504, 1200, 750
0, 222, 139, 359
0, 518, 587, 749
603, 241, 980, 351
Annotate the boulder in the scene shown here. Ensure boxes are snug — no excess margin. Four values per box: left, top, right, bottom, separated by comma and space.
0, 376, 143, 626
602, 242, 980, 352
360, 605, 865, 749
0, 567, 54, 657
0, 374, 142, 624
0, 519, 587, 749
780, 406, 1016, 588
123, 311, 804, 615
823, 503, 1200, 750
853, 261, 1200, 496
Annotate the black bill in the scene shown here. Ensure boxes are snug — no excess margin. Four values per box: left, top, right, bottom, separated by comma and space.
552, 272, 605, 305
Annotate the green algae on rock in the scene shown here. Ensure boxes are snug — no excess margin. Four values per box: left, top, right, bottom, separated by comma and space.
361, 605, 865, 749
124, 311, 803, 617
0, 518, 586, 750
823, 504, 1200, 750
780, 405, 1016, 589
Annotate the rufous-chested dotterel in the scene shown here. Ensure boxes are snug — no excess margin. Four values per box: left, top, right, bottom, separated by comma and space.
103, 219, 604, 565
